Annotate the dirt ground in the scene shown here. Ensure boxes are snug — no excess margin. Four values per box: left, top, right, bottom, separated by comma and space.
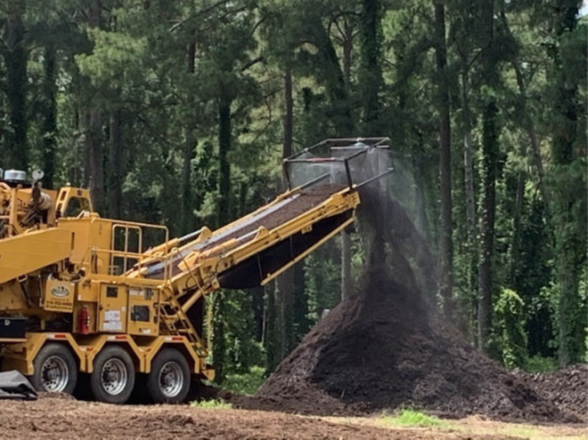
1, 394, 585, 440
2, 395, 584, 440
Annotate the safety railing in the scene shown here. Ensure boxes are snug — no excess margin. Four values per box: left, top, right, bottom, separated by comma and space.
78, 217, 172, 281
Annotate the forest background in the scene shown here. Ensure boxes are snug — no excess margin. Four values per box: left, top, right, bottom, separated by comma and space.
0, 0, 586, 391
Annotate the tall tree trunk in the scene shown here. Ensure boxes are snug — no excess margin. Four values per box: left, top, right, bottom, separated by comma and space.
461, 68, 478, 318
341, 24, 354, 301
476, 1, 499, 351
509, 169, 525, 287
4, 0, 27, 170
477, 100, 499, 350
83, 112, 92, 188
42, 43, 57, 189
359, 0, 383, 133
182, 41, 197, 234
342, 18, 353, 87
550, 2, 584, 367
87, 0, 104, 211
341, 231, 353, 299
212, 94, 232, 383
434, 2, 453, 318
275, 66, 294, 359
499, 5, 550, 211
312, 19, 353, 135
108, 108, 123, 218
88, 111, 104, 211
217, 95, 232, 225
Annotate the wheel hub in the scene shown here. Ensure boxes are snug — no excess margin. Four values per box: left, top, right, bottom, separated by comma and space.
101, 358, 128, 396
159, 361, 184, 398
41, 356, 69, 392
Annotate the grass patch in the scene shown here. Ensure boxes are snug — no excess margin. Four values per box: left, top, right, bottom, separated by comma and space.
222, 366, 265, 396
381, 409, 449, 428
190, 399, 233, 409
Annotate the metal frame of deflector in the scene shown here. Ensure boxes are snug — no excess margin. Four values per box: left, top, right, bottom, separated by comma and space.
282, 137, 392, 191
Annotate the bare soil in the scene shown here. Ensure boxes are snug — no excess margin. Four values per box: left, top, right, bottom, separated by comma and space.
0, 394, 512, 440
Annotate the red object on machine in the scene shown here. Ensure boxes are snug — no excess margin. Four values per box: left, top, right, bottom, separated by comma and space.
79, 306, 90, 335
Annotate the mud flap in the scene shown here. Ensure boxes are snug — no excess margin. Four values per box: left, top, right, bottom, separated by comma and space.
0, 370, 38, 400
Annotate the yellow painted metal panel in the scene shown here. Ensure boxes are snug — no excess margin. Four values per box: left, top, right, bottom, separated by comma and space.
0, 228, 72, 284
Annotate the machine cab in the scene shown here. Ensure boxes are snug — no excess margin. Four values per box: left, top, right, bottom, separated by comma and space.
0, 167, 94, 238
55, 187, 94, 219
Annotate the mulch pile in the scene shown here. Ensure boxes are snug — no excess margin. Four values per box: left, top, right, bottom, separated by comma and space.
233, 191, 580, 423
514, 365, 588, 421
243, 269, 575, 422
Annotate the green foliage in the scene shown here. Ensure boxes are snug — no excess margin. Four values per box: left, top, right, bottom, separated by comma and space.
494, 288, 528, 369
524, 356, 558, 374
210, 290, 265, 382
381, 409, 448, 428
304, 244, 342, 322
222, 366, 266, 396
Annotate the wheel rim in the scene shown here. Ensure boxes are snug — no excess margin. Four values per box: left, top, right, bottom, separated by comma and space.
100, 358, 128, 396
41, 355, 69, 392
158, 361, 184, 398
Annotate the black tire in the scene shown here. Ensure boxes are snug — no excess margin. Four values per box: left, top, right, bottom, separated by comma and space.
29, 343, 78, 395
146, 348, 191, 404
90, 345, 135, 404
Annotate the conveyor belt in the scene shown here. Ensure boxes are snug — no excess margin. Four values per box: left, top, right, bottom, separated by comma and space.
143, 184, 345, 279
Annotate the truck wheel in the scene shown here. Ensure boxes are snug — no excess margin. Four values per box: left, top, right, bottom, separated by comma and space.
147, 348, 190, 404
90, 345, 135, 404
29, 343, 78, 395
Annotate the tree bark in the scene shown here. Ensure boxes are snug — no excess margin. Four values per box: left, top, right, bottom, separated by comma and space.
275, 66, 294, 359
341, 231, 353, 299
42, 43, 57, 189
499, 5, 550, 211
550, 3, 583, 367
83, 112, 92, 188
359, 0, 383, 133
312, 18, 353, 135
434, 2, 453, 318
4, 0, 27, 170
509, 169, 525, 287
477, 100, 499, 350
461, 70, 477, 252
476, 0, 499, 351
108, 108, 123, 219
88, 111, 104, 211
341, 24, 354, 301
342, 17, 353, 87
87, 0, 104, 210
217, 95, 232, 226
461, 68, 479, 316
182, 41, 197, 233
212, 92, 232, 383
